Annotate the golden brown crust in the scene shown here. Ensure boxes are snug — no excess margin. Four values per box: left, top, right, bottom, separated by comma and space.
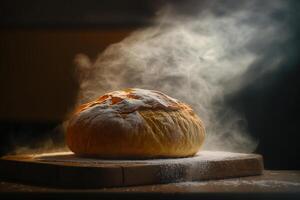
66, 88, 205, 158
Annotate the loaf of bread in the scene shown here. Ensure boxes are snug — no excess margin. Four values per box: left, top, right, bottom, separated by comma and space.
66, 88, 205, 158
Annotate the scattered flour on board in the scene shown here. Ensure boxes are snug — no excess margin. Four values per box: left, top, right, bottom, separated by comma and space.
35, 151, 247, 165
178, 180, 300, 188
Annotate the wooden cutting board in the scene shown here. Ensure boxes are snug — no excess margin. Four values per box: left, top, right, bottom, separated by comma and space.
0, 151, 263, 188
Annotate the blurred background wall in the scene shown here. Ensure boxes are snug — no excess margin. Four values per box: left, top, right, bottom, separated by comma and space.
0, 29, 132, 121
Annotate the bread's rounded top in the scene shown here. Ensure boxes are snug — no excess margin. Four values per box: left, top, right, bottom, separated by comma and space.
76, 88, 192, 115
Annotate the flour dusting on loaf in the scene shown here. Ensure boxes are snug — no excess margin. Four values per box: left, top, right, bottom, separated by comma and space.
66, 88, 205, 158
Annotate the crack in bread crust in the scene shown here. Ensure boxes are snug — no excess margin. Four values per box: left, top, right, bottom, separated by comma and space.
67, 88, 205, 158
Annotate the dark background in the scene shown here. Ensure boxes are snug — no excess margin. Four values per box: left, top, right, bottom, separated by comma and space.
0, 0, 299, 170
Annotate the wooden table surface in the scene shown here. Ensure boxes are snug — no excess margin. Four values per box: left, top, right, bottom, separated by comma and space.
1, 170, 300, 200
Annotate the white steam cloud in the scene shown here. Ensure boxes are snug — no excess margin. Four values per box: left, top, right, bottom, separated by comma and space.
75, 0, 289, 152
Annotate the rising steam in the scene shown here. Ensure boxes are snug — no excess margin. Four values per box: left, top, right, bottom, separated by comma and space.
76, 0, 290, 152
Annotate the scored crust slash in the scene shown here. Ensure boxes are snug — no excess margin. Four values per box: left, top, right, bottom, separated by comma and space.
66, 88, 205, 159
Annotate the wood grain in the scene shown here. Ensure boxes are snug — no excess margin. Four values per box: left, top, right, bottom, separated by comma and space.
0, 151, 263, 188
